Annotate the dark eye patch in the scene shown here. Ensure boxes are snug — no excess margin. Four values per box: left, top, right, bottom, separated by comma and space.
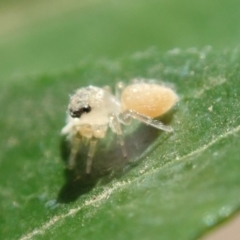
70, 109, 83, 118
70, 105, 91, 118
82, 105, 91, 113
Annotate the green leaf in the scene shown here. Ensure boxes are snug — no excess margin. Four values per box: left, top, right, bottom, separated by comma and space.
1, 47, 240, 240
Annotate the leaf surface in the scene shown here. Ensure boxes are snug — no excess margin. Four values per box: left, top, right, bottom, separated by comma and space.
1, 48, 240, 240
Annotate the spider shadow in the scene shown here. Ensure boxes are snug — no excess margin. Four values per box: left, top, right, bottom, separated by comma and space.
57, 113, 173, 204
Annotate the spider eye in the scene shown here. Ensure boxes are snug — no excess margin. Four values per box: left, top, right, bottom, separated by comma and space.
70, 105, 91, 118
82, 105, 91, 113
71, 109, 82, 118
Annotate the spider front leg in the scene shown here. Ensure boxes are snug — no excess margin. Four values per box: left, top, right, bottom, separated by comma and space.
109, 113, 127, 158
68, 135, 81, 169
86, 138, 98, 174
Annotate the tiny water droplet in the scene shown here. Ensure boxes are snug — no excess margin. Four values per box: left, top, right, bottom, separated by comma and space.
203, 214, 217, 227
45, 199, 59, 209
219, 206, 232, 218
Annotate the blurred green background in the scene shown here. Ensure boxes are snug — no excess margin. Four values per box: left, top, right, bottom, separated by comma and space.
1, 0, 240, 80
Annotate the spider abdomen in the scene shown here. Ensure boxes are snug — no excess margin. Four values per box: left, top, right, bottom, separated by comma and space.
121, 83, 178, 118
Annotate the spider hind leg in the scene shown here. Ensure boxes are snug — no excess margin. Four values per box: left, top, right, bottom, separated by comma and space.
109, 113, 127, 158
122, 110, 173, 132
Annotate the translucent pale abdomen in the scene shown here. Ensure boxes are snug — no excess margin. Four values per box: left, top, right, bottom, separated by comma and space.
121, 83, 178, 118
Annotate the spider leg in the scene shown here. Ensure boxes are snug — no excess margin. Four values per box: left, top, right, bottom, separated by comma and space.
86, 138, 98, 174
123, 109, 173, 132
68, 135, 81, 169
109, 113, 127, 158
115, 82, 125, 100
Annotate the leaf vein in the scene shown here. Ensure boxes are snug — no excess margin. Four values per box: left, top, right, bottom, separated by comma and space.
19, 124, 240, 240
